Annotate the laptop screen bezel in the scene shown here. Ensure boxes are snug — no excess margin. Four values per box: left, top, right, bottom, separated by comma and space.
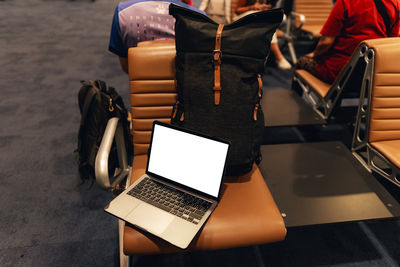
145, 120, 230, 201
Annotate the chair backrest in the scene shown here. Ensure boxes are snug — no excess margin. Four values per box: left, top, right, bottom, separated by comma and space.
294, 0, 331, 36
128, 40, 177, 156
366, 38, 400, 143
137, 39, 175, 47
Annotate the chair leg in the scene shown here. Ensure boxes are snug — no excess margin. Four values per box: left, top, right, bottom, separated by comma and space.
119, 165, 132, 266
287, 39, 297, 64
119, 219, 130, 267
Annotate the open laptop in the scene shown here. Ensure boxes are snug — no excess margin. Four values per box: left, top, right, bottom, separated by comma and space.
105, 120, 230, 249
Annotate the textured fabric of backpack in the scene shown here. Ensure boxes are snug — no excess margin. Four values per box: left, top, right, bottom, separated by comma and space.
169, 5, 283, 176
74, 80, 132, 186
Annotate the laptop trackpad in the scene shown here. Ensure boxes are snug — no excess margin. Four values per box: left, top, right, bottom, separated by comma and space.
126, 202, 174, 235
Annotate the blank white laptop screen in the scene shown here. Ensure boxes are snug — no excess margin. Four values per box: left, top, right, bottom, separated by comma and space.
147, 123, 229, 198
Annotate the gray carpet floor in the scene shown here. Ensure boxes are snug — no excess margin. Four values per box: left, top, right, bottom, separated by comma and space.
0, 0, 399, 266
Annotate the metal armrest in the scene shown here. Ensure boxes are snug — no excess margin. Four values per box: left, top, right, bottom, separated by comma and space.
281, 11, 306, 63
289, 12, 305, 30
95, 117, 130, 189
96, 118, 132, 266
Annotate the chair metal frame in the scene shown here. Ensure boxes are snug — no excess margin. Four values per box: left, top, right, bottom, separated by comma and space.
280, 0, 331, 63
281, 8, 305, 63
293, 43, 369, 120
94, 116, 132, 266
95, 117, 131, 189
351, 47, 400, 187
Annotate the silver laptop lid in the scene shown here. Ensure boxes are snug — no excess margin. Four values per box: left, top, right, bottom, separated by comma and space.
146, 121, 230, 200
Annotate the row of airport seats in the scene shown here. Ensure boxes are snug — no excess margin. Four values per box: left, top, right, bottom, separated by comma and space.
293, 37, 400, 188
94, 37, 400, 266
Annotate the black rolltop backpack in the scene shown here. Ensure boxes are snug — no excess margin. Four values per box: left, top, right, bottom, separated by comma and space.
169, 5, 283, 176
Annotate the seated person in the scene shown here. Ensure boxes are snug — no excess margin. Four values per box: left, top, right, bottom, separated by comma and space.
182, 0, 194, 6
234, 0, 292, 70
109, 0, 203, 73
199, 0, 231, 24
295, 0, 400, 84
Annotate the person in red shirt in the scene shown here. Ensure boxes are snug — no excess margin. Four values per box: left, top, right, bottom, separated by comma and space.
182, 0, 193, 5
295, 0, 400, 84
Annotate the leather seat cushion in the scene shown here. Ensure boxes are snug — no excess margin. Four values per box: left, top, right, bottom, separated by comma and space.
123, 155, 287, 255
295, 69, 331, 98
370, 140, 400, 169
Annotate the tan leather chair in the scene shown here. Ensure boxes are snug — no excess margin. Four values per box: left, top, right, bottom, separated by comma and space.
293, 40, 374, 120
119, 40, 286, 265
352, 37, 400, 187
137, 39, 175, 47
293, 0, 331, 38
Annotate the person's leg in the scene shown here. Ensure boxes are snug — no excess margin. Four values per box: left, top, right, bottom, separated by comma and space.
270, 43, 283, 61
294, 55, 318, 76
270, 33, 291, 70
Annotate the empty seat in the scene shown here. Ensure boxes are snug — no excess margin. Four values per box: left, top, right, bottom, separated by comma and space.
352, 37, 400, 187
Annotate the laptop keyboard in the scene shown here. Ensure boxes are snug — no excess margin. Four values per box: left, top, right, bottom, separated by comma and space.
127, 177, 212, 225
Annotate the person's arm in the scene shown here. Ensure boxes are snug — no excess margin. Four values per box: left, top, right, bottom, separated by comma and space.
235, 0, 248, 14
119, 57, 129, 74
225, 0, 231, 23
198, 0, 209, 11
306, 0, 344, 59
307, 35, 336, 58
109, 6, 130, 74
236, 0, 271, 14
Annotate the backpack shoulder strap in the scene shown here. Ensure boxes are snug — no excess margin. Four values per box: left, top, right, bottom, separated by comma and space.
373, 0, 391, 36
80, 81, 98, 126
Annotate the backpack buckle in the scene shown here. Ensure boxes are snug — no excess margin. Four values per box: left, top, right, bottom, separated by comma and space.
212, 50, 222, 65
108, 98, 114, 112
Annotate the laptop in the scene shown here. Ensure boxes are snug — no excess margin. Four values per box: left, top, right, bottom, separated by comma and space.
105, 120, 230, 249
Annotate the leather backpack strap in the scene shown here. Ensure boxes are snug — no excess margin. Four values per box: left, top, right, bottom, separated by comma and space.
213, 24, 224, 105
253, 74, 263, 121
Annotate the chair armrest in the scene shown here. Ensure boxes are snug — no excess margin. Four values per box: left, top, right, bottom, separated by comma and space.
289, 11, 305, 29
95, 117, 130, 189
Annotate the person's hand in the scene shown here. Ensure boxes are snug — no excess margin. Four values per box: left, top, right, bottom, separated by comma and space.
252, 2, 271, 10
305, 52, 315, 58
259, 3, 271, 10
